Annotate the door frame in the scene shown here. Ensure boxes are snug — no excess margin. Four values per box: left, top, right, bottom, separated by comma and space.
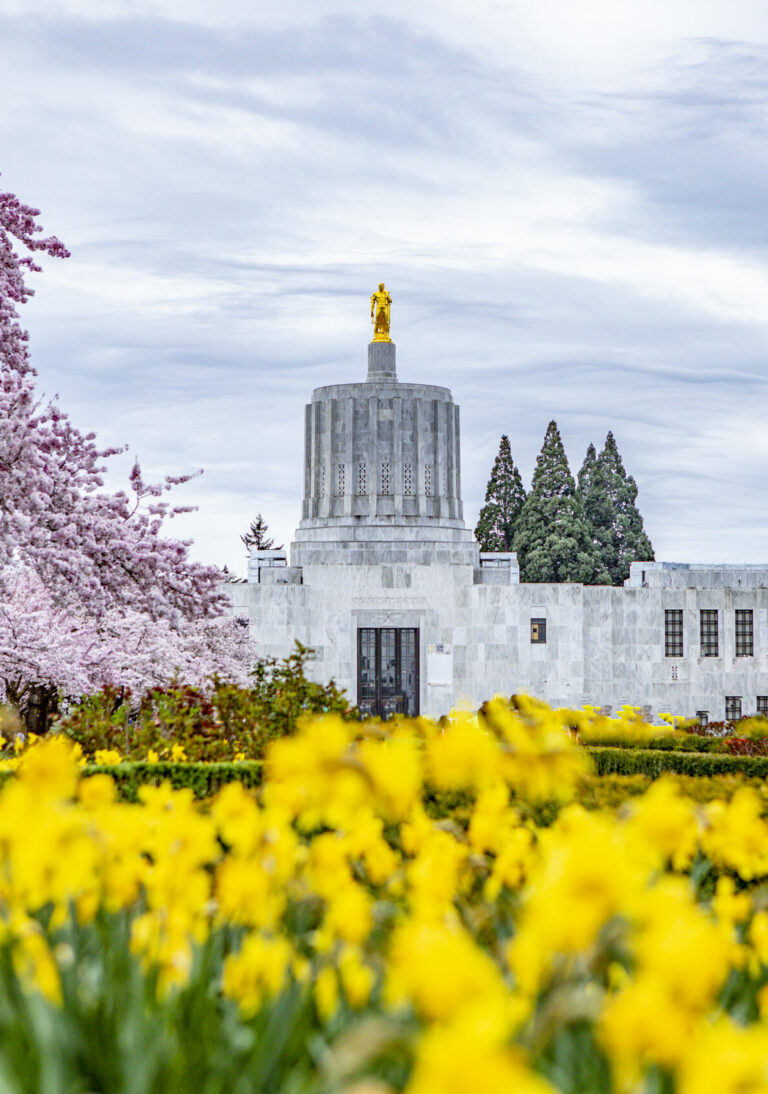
356, 627, 420, 717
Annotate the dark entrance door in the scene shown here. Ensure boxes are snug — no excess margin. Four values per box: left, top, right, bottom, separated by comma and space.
357, 628, 420, 718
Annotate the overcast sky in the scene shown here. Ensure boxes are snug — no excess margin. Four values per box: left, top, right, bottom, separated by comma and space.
3, 0, 768, 574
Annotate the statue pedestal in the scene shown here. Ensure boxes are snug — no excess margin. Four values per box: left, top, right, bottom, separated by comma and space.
367, 340, 397, 382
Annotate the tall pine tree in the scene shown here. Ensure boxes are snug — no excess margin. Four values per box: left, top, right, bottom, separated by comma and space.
579, 432, 654, 585
513, 421, 608, 584
577, 442, 598, 497
474, 435, 526, 551
240, 514, 283, 555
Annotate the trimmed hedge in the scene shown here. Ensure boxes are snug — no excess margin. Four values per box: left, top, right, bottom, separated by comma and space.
76, 750, 768, 800
574, 773, 768, 811
585, 734, 726, 754
586, 746, 768, 779
1, 749, 765, 806
81, 761, 263, 802
425, 773, 768, 827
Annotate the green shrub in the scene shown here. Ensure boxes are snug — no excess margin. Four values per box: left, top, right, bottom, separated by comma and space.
82, 762, 263, 802
54, 643, 351, 763
66, 759, 768, 814
574, 773, 768, 811
584, 733, 727, 754
587, 746, 768, 779
423, 786, 476, 827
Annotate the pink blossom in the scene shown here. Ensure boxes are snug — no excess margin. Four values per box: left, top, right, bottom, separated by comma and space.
1, 175, 245, 718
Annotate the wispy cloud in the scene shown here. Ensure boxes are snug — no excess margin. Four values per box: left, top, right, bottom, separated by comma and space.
2, 8, 767, 571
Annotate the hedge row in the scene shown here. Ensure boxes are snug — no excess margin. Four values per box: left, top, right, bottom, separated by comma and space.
586, 746, 768, 779
585, 734, 725, 754
82, 761, 264, 801
1, 748, 766, 805
77, 749, 768, 802
425, 773, 768, 828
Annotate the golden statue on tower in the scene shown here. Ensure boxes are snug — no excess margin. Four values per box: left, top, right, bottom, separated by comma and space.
370, 283, 392, 342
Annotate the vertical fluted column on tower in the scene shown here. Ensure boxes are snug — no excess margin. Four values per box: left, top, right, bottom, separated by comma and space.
341, 397, 354, 518
303, 403, 312, 517
452, 403, 463, 520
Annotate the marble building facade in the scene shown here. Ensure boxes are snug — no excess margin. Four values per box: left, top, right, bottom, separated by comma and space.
228, 339, 768, 724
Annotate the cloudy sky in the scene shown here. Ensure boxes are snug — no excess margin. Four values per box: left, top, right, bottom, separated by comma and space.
3, 0, 768, 574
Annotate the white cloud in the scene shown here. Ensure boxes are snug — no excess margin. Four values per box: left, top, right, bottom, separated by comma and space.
3, 7, 768, 572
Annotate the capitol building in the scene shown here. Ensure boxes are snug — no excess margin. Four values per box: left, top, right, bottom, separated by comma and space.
229, 300, 768, 724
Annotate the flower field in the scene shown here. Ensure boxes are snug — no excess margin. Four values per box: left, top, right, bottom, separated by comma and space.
2, 698, 768, 1092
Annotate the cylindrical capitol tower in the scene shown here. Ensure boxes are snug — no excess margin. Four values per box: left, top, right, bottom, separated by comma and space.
291, 340, 478, 567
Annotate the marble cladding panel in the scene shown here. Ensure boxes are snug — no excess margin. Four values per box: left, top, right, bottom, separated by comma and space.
483, 643, 510, 660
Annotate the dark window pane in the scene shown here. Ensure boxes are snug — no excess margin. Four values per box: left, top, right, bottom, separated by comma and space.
357, 628, 420, 718
531, 618, 547, 644
665, 610, 683, 657
726, 696, 742, 721
357, 629, 377, 716
758, 696, 768, 717
399, 629, 419, 716
736, 610, 754, 657
380, 629, 397, 696
700, 610, 719, 657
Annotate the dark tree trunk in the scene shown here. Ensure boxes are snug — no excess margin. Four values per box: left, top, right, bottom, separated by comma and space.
6, 682, 59, 735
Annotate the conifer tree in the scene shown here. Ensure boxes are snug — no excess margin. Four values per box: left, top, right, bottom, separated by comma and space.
577, 442, 598, 498
580, 432, 654, 585
241, 514, 282, 555
513, 421, 608, 584
474, 435, 526, 551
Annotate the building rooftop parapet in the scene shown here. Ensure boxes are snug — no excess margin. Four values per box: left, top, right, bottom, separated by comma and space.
479, 552, 517, 568
247, 548, 289, 584
626, 561, 768, 589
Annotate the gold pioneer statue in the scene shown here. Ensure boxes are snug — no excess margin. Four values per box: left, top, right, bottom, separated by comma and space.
370, 282, 392, 342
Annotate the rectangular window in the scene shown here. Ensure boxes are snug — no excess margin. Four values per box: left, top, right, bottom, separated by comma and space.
726, 696, 742, 722
531, 618, 547, 644
664, 610, 683, 657
735, 609, 754, 657
758, 697, 768, 717
696, 711, 708, 728
700, 610, 719, 657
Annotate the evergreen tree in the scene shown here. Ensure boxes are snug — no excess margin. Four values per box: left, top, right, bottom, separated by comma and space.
513, 421, 609, 584
241, 514, 282, 555
474, 435, 526, 551
221, 565, 246, 584
581, 432, 654, 585
577, 442, 598, 498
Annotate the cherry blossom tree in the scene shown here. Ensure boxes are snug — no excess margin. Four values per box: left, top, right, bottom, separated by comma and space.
0, 177, 247, 725
0, 179, 226, 622
0, 566, 253, 730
